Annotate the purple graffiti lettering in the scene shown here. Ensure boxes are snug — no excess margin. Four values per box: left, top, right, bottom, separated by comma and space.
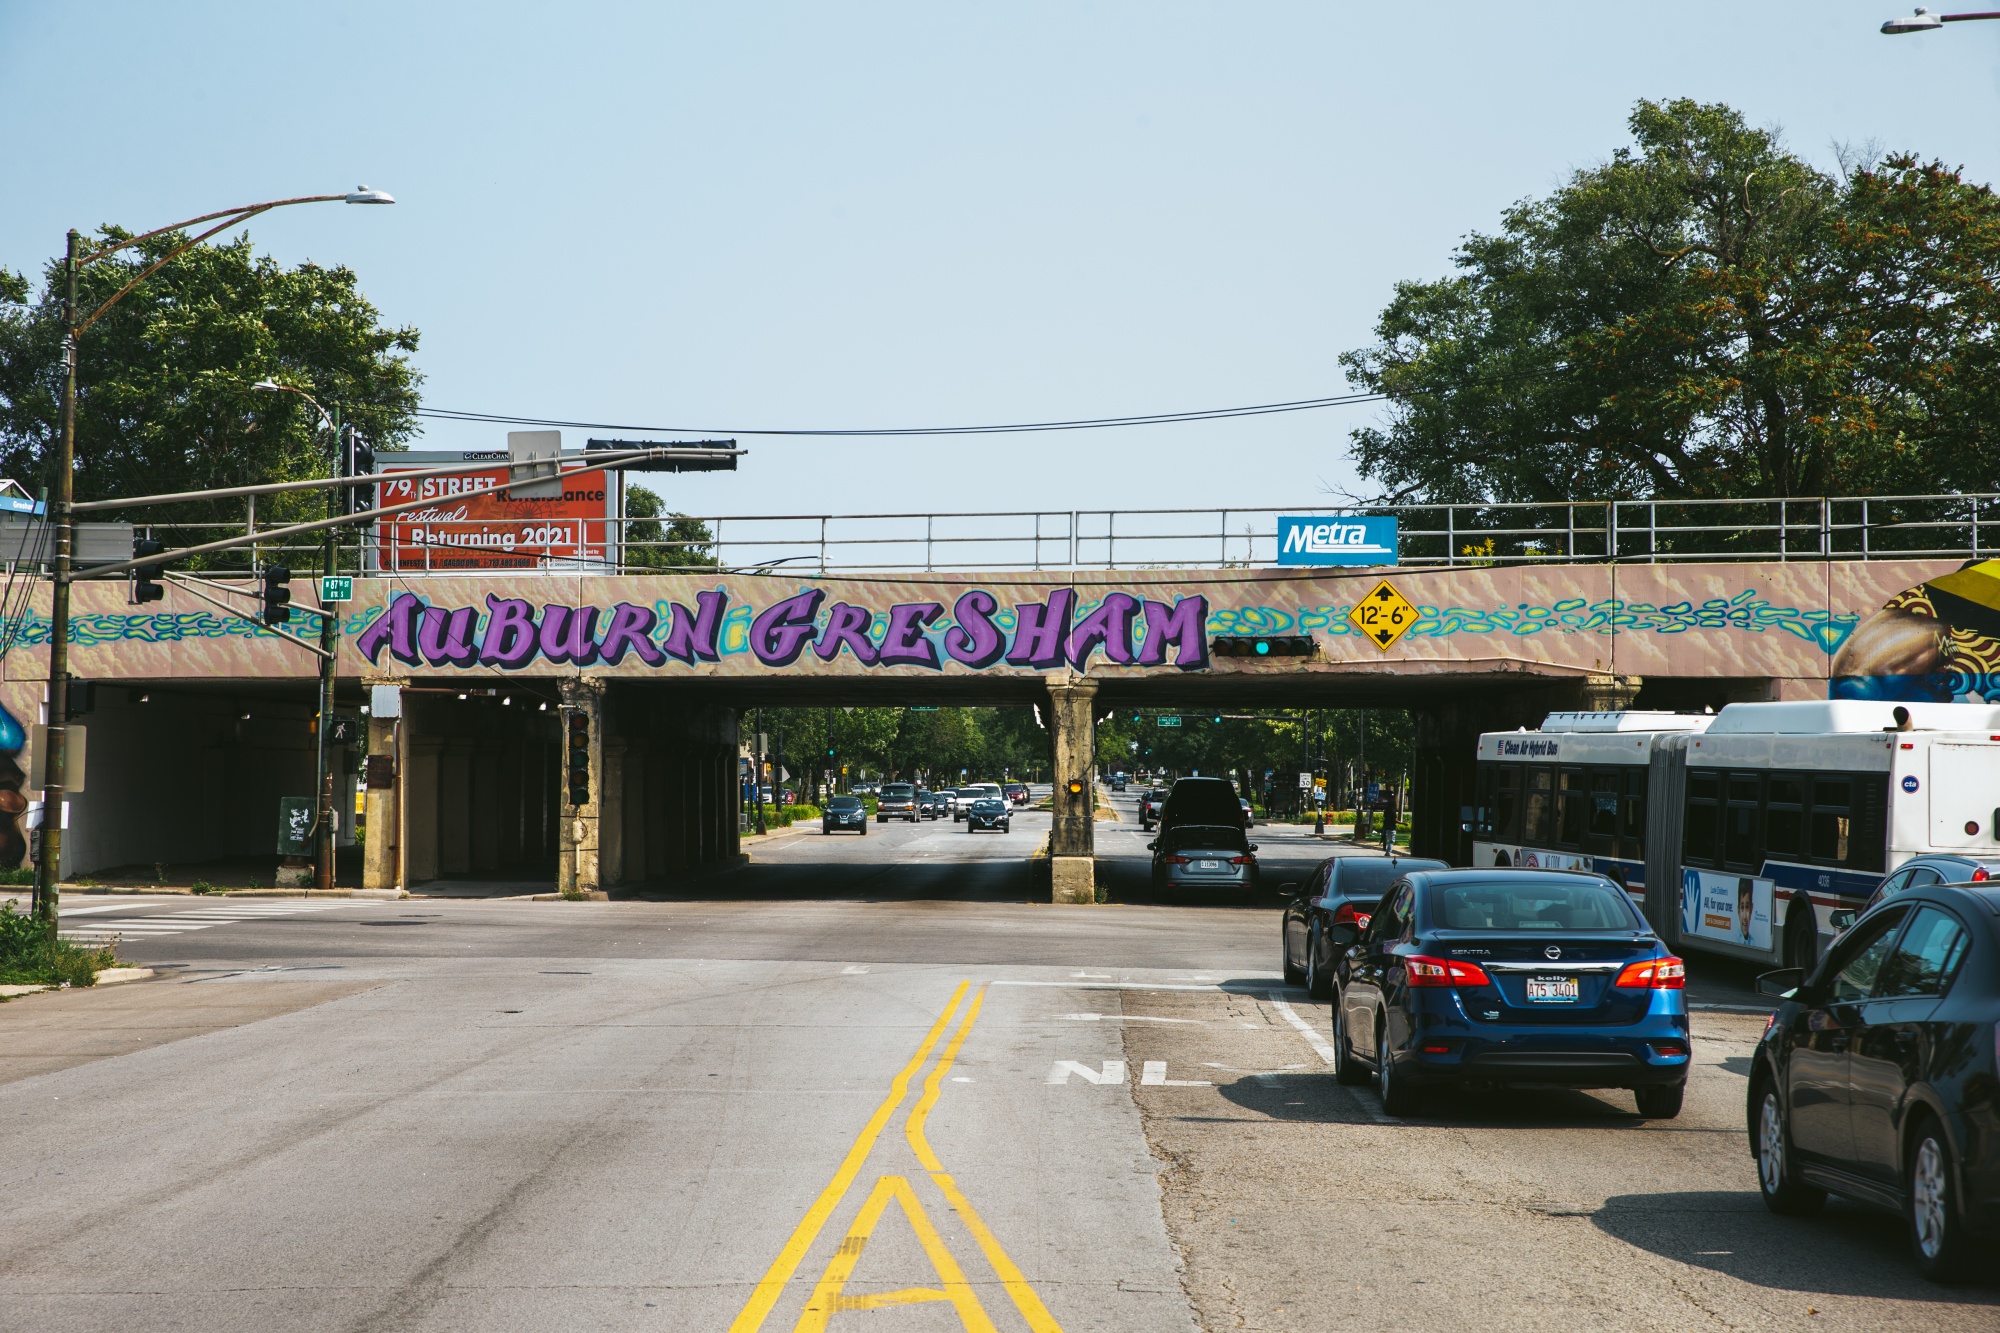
659, 589, 728, 665
418, 605, 481, 667
1135, 597, 1210, 670
1067, 592, 1138, 668
877, 602, 943, 669
944, 590, 1006, 668
358, 592, 423, 667
1007, 589, 1075, 669
815, 602, 879, 664
538, 605, 601, 667
597, 603, 667, 666
479, 597, 540, 669
752, 589, 826, 667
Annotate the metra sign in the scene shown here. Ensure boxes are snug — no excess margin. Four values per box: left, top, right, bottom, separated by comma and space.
356, 587, 1211, 673
1276, 516, 1397, 566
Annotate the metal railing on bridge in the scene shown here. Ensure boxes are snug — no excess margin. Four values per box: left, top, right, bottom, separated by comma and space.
23, 491, 2000, 579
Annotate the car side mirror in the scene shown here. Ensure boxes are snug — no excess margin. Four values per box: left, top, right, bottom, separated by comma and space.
1146, 841, 1158, 851
1278, 881, 1299, 897
1754, 967, 1804, 999
1248, 842, 1259, 851
1828, 909, 1856, 932
1323, 922, 1360, 949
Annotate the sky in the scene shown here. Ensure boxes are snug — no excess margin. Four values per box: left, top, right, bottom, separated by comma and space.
3, 1, 1998, 530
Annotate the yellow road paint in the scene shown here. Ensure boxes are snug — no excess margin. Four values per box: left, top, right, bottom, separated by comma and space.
795, 1175, 998, 1332
729, 982, 970, 1332
906, 986, 1066, 1333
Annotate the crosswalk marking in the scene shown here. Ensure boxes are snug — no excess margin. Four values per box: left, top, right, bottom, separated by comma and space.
58, 900, 352, 942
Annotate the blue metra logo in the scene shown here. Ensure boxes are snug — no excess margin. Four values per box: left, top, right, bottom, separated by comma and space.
1276, 515, 1398, 566
1902, 775, 1920, 793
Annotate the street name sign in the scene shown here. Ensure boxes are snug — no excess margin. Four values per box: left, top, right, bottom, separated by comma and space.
320, 576, 353, 603
1157, 715, 1182, 727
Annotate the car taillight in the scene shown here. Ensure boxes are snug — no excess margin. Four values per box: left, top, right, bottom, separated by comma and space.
1330, 902, 1372, 930
1404, 954, 1493, 987
1974, 867, 1991, 882
1615, 956, 1687, 990
1163, 855, 1189, 865
1227, 855, 1251, 865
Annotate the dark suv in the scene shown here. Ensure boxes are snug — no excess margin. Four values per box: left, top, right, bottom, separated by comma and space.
1157, 777, 1244, 839
876, 782, 919, 823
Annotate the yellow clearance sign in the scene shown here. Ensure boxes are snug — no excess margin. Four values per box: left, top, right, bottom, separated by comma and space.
1347, 579, 1418, 650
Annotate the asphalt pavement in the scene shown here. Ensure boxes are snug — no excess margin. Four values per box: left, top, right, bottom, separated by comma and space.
0, 787, 1990, 1331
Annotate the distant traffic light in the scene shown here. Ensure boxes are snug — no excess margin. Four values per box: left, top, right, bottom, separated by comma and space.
1210, 634, 1316, 658
259, 565, 293, 625
131, 536, 167, 604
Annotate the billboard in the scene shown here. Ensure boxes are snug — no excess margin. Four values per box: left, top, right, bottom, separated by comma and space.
1276, 515, 1397, 566
374, 443, 619, 573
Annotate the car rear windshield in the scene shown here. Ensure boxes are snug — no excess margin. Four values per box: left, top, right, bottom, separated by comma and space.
882, 784, 914, 797
827, 797, 862, 811
1428, 880, 1640, 931
1163, 779, 1240, 825
1335, 860, 1446, 898
1161, 824, 1249, 853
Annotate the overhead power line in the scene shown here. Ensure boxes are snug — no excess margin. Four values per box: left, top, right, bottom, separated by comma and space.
415, 389, 1390, 438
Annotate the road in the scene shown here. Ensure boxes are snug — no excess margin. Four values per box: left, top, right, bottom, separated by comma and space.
0, 788, 1991, 1331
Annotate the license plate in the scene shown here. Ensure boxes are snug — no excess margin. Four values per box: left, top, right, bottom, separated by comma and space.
1525, 975, 1580, 1003
1199, 859, 1220, 870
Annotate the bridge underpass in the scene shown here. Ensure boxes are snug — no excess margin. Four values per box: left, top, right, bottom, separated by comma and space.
4, 554, 1987, 896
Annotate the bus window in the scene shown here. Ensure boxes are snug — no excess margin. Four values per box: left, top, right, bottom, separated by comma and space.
1557, 767, 1587, 848
1811, 776, 1852, 863
1850, 775, 1887, 872
1587, 769, 1620, 851
1724, 772, 1761, 870
1684, 770, 1720, 866
1523, 767, 1554, 844
1473, 764, 1496, 838
1621, 768, 1647, 857
1493, 766, 1522, 842
1766, 773, 1805, 857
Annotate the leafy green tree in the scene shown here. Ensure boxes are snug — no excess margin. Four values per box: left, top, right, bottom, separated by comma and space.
1341, 99, 2000, 503
0, 229, 420, 565
622, 483, 719, 570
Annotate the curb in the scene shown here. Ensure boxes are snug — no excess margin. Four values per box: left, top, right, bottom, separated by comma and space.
58, 887, 407, 899
94, 967, 156, 986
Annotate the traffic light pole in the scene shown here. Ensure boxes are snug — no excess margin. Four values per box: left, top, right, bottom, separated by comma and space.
312, 424, 344, 891
33, 232, 80, 928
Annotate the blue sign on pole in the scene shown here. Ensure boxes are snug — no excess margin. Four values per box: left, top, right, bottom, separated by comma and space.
1275, 515, 1397, 567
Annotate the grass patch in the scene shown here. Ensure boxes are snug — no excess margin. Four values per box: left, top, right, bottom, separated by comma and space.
0, 865, 35, 886
191, 880, 219, 895
0, 901, 117, 987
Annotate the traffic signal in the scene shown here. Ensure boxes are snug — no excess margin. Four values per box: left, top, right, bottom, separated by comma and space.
131, 536, 167, 604
564, 709, 591, 806
344, 429, 376, 515
1210, 634, 1316, 658
259, 565, 293, 625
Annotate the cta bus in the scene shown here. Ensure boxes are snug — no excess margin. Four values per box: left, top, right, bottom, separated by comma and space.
1474, 701, 2000, 969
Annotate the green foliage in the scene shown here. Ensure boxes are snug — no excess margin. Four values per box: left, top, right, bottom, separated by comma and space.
0, 866, 34, 886
623, 484, 720, 570
751, 706, 1047, 792
191, 880, 218, 895
0, 228, 420, 569
0, 901, 116, 987
1341, 98, 2000, 503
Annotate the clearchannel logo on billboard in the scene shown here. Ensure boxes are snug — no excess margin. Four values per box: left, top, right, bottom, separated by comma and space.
1275, 515, 1398, 567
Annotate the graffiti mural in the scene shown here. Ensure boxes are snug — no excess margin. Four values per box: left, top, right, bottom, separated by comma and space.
0, 700, 26, 868
1832, 559, 2000, 703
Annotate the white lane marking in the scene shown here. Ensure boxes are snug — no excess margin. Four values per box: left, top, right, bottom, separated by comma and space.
841, 965, 869, 975
951, 1077, 973, 1083
1140, 1061, 1211, 1087
998, 981, 1226, 992
1269, 997, 1395, 1124
1047, 1060, 1127, 1085
1061, 1012, 1204, 1025
58, 903, 175, 917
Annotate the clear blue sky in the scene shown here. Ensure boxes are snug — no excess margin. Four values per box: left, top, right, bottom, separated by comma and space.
3, 2, 1996, 521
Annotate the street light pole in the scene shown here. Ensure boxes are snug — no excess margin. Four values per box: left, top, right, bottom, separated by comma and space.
1880, 7, 2000, 33
30, 189, 392, 930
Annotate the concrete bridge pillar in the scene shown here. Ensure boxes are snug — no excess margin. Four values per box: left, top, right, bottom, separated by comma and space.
362, 712, 399, 892
1046, 672, 1099, 904
558, 677, 606, 897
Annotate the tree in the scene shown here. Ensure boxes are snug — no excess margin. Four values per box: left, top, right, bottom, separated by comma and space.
1340, 99, 2000, 504
622, 483, 719, 570
0, 229, 420, 564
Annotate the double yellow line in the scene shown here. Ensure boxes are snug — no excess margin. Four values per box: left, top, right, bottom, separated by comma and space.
728, 981, 1062, 1332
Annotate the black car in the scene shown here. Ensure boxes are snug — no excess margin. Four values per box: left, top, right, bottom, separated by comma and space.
1749, 880, 2000, 1281
822, 795, 869, 834
1330, 868, 1692, 1119
1156, 776, 1242, 840
1281, 855, 1448, 998
965, 798, 1011, 833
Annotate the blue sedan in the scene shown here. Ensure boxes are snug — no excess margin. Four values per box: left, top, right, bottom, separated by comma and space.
1328, 868, 1691, 1118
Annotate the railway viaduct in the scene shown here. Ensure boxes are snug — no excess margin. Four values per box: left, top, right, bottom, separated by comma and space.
3, 556, 1989, 899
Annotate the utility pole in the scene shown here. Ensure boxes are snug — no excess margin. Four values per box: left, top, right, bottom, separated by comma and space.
752, 707, 767, 835
312, 423, 348, 890
33, 231, 80, 929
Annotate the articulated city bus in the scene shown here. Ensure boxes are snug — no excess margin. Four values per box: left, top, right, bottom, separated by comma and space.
1473, 701, 2000, 969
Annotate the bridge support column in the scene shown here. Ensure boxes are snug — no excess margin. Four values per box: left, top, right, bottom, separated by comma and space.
1582, 673, 1643, 712
558, 677, 606, 898
1046, 672, 1098, 904
362, 711, 399, 892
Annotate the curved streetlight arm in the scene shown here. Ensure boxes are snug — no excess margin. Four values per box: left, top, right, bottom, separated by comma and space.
1882, 7, 2000, 31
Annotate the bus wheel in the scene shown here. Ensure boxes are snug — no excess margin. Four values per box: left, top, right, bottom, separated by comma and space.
1494, 852, 1511, 868
1784, 908, 1817, 973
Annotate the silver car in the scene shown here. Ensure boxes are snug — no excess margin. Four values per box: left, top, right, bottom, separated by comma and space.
1148, 823, 1260, 894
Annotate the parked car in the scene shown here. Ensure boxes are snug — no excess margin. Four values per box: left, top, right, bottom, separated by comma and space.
876, 782, 920, 823
1329, 868, 1691, 1119
1004, 781, 1030, 806
1138, 788, 1167, 831
965, 798, 1012, 833
1147, 823, 1259, 895
1281, 854, 1449, 998
1749, 879, 2000, 1281
822, 795, 869, 835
